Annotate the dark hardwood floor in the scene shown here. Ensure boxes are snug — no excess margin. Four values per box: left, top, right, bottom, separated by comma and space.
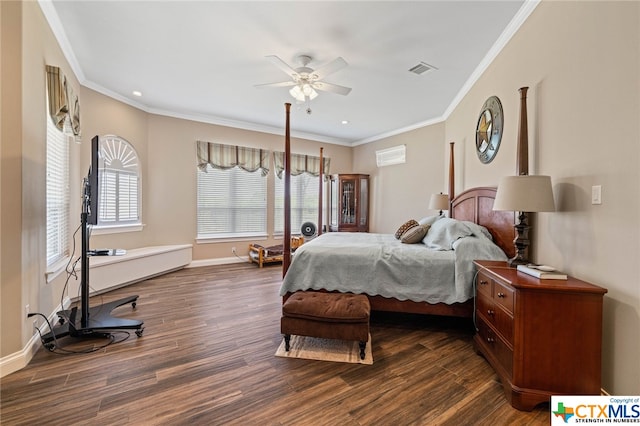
1, 263, 549, 425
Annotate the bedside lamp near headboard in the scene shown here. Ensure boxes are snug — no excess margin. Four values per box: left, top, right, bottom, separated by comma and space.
429, 193, 449, 217
493, 175, 555, 267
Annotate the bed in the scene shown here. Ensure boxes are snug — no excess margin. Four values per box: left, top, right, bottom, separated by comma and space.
278, 105, 515, 318
280, 187, 515, 317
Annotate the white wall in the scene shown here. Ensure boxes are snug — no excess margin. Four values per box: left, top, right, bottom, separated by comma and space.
352, 123, 447, 233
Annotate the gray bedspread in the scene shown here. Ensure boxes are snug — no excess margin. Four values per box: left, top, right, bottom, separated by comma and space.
280, 228, 507, 304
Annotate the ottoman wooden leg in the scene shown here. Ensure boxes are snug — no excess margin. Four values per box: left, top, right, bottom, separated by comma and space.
284, 334, 291, 352
359, 341, 366, 360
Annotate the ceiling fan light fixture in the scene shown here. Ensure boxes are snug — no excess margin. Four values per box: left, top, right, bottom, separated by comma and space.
289, 84, 318, 102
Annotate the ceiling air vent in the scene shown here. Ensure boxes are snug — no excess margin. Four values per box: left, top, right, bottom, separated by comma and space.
408, 62, 437, 75
376, 145, 406, 167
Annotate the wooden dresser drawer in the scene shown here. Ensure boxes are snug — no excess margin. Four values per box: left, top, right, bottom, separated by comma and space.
476, 272, 514, 345
493, 280, 514, 313
493, 306, 513, 346
476, 316, 513, 377
476, 290, 513, 347
475, 291, 492, 322
476, 271, 492, 298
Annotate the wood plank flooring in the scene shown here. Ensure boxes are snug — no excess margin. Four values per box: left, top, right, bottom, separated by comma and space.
1, 263, 550, 425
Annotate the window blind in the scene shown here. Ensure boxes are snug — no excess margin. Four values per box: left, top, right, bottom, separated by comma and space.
197, 165, 267, 237
98, 135, 141, 226
46, 116, 70, 266
274, 172, 321, 234
99, 169, 139, 224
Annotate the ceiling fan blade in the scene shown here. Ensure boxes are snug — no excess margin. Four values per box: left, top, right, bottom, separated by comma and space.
254, 81, 297, 88
312, 81, 352, 96
311, 57, 348, 80
266, 55, 299, 79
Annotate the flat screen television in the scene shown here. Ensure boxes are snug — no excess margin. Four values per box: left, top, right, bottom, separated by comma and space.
86, 135, 100, 225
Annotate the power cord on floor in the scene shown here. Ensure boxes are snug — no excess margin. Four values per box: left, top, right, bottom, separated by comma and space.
472, 269, 479, 333
232, 247, 246, 262
28, 312, 130, 354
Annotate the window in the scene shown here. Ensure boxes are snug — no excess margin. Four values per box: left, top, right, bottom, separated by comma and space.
98, 135, 141, 227
196, 141, 269, 240
46, 116, 70, 266
197, 165, 267, 238
274, 173, 321, 235
272, 151, 329, 235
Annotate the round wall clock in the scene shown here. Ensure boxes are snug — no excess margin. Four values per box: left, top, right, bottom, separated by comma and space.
475, 96, 503, 164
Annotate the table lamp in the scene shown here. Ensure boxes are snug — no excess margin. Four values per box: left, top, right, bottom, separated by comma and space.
429, 193, 449, 216
493, 175, 555, 266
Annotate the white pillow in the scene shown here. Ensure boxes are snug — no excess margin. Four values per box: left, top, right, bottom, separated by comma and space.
418, 215, 441, 227
461, 221, 493, 240
422, 218, 473, 250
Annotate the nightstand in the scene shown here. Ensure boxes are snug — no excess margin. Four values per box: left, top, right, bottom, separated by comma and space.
473, 260, 607, 411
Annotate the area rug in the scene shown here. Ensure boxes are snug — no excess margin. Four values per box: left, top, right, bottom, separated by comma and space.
275, 334, 373, 365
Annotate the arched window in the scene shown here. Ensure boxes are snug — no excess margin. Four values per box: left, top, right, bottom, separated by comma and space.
98, 135, 141, 228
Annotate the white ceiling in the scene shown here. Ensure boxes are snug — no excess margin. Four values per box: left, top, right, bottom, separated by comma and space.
41, 1, 535, 146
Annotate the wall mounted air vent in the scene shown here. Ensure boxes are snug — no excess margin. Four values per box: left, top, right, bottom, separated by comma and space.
376, 145, 406, 167
408, 62, 437, 75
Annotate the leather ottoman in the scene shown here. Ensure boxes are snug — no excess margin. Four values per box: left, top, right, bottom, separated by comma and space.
281, 291, 371, 359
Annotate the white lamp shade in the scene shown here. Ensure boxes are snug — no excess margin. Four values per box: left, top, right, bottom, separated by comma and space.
428, 193, 449, 211
493, 175, 555, 212
289, 85, 318, 101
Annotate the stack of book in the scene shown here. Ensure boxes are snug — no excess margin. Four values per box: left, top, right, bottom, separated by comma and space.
517, 264, 567, 280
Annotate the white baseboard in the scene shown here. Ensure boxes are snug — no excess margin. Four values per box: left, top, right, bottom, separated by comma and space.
187, 255, 248, 268
0, 297, 71, 378
1, 245, 192, 378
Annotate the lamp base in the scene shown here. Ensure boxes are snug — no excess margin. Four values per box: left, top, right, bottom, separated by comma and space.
509, 212, 531, 268
507, 256, 529, 268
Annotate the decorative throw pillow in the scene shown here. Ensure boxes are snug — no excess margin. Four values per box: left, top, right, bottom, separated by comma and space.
394, 219, 419, 239
401, 224, 430, 244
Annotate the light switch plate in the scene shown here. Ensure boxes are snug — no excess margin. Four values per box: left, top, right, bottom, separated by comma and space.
591, 185, 602, 205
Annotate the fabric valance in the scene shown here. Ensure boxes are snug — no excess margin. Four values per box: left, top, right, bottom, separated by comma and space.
196, 141, 269, 176
273, 152, 330, 179
46, 65, 81, 136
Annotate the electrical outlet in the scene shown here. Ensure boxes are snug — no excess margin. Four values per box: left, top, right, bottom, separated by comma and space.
25, 304, 30, 319
231, 246, 237, 254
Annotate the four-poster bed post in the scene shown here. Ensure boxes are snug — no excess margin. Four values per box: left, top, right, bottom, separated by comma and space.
318, 147, 323, 236
448, 141, 455, 214
516, 87, 529, 176
283, 103, 292, 276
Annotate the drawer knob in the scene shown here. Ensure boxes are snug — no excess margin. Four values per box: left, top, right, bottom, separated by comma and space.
487, 309, 495, 316
487, 337, 495, 343
497, 292, 505, 298
479, 280, 489, 286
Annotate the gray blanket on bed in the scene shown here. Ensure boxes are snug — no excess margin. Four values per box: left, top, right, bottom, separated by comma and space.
280, 227, 507, 304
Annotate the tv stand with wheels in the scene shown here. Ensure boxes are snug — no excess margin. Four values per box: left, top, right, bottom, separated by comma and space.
40, 178, 144, 349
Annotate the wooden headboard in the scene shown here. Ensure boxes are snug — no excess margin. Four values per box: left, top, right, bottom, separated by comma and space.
451, 187, 516, 259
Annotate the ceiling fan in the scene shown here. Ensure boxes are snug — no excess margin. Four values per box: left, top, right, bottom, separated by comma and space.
255, 55, 352, 106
